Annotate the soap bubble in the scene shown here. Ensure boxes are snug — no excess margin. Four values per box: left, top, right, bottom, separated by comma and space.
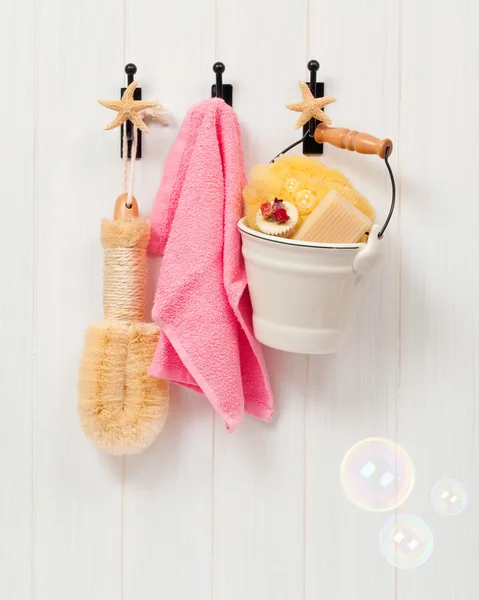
295, 189, 316, 215
431, 479, 468, 516
340, 438, 415, 512
284, 178, 299, 194
379, 514, 434, 569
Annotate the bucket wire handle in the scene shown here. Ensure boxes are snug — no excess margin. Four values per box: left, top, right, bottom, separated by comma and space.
313, 123, 395, 237
378, 146, 395, 238
271, 123, 396, 237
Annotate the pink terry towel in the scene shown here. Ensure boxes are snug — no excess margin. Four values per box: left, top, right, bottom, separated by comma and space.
148, 98, 274, 431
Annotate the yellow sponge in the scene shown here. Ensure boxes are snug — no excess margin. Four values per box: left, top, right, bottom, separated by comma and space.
293, 190, 372, 243
243, 154, 375, 242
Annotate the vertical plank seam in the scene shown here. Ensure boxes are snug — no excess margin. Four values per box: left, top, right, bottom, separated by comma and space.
123, 0, 127, 64
395, 0, 403, 598
121, 0, 128, 598
303, 4, 309, 599
305, 0, 310, 65
121, 456, 126, 600
212, 4, 218, 598
32, 0, 39, 595
302, 356, 309, 600
214, 0, 218, 59
212, 413, 216, 600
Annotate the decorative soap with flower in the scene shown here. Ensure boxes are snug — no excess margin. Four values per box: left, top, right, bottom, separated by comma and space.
256, 198, 298, 237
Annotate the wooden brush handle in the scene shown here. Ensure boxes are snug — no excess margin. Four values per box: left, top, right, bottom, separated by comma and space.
314, 123, 393, 159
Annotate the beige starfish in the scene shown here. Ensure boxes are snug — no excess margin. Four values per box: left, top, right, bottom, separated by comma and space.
98, 81, 158, 133
286, 81, 336, 129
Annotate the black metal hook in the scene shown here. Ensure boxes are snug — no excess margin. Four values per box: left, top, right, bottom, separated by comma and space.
211, 62, 233, 107
303, 59, 324, 155
271, 59, 325, 162
213, 62, 224, 99
307, 60, 320, 138
121, 63, 142, 159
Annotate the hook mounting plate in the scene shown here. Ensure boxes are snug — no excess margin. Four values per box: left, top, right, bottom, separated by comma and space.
211, 84, 233, 107
120, 85, 142, 159
302, 81, 324, 156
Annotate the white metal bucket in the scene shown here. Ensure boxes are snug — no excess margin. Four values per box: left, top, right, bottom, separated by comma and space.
238, 218, 383, 354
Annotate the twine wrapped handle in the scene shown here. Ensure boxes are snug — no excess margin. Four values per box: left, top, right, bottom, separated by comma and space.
101, 195, 148, 323
314, 123, 393, 159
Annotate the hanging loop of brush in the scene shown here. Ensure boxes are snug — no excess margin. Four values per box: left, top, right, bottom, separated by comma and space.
78, 67, 170, 455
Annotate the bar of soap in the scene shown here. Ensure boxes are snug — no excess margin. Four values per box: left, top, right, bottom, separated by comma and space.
292, 189, 372, 243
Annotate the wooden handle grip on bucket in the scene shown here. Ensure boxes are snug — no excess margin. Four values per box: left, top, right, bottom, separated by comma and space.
314, 124, 393, 159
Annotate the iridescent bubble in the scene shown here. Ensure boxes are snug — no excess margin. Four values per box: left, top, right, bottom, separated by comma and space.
284, 178, 299, 194
295, 189, 316, 215
379, 514, 434, 569
340, 438, 415, 512
431, 479, 468, 516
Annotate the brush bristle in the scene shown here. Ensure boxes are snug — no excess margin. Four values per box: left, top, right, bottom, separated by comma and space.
78, 321, 169, 455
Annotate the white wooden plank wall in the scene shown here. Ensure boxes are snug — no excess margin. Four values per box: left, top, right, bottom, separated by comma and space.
398, 0, 479, 597
1, 0, 477, 599
1, 1, 35, 599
